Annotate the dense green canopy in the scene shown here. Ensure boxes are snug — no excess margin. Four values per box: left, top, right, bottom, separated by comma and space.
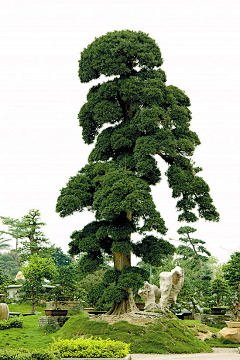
56, 30, 219, 313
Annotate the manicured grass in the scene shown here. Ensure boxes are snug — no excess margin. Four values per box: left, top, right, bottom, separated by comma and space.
2, 303, 235, 353
180, 319, 222, 333
56, 314, 212, 354
205, 337, 240, 348
180, 319, 240, 348
0, 303, 55, 350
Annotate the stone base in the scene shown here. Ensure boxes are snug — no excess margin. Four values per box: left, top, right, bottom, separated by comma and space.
38, 316, 69, 329
201, 314, 232, 326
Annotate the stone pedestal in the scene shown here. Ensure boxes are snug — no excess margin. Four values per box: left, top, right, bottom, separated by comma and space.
38, 315, 69, 329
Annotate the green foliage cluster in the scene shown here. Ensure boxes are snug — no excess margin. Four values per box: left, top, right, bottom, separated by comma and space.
89, 266, 149, 310
0, 252, 21, 279
51, 247, 73, 268
46, 264, 86, 308
0, 317, 23, 330
0, 349, 59, 360
210, 276, 230, 307
176, 226, 211, 263
20, 254, 57, 313
223, 252, 240, 289
56, 314, 212, 354
50, 337, 130, 358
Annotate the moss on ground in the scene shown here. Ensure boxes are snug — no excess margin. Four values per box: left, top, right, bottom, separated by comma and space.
56, 314, 212, 354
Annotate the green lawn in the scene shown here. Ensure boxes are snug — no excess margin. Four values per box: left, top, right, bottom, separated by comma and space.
0, 303, 55, 350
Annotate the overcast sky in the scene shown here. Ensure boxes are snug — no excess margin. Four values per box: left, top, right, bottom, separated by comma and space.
0, 0, 240, 264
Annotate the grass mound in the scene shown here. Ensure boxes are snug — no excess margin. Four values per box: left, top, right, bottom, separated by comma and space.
56, 314, 212, 354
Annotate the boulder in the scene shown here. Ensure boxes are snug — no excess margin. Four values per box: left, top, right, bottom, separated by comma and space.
218, 327, 240, 343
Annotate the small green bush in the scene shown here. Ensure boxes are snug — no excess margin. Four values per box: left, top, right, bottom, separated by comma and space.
0, 349, 59, 360
0, 317, 23, 330
50, 337, 130, 358
202, 307, 211, 314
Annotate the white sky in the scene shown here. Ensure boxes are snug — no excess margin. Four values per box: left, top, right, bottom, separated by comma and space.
0, 0, 240, 265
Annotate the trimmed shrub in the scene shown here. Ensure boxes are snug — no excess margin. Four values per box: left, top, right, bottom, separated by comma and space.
202, 308, 211, 314
0, 349, 59, 360
0, 317, 23, 330
50, 337, 130, 358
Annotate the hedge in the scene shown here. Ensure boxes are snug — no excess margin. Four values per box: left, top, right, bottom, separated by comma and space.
50, 337, 130, 358
0, 349, 59, 360
0, 317, 23, 330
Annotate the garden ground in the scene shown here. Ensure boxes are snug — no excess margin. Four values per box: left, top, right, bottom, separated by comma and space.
1, 303, 240, 355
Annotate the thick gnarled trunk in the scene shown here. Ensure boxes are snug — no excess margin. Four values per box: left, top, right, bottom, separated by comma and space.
107, 288, 139, 315
107, 209, 139, 315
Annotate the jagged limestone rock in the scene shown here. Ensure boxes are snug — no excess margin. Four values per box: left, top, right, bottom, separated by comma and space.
159, 266, 184, 311
138, 281, 161, 308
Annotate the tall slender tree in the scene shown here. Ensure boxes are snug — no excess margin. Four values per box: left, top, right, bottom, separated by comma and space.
1, 210, 51, 261
56, 30, 219, 314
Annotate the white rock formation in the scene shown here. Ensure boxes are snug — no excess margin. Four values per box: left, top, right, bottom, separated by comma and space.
159, 266, 184, 311
138, 281, 161, 308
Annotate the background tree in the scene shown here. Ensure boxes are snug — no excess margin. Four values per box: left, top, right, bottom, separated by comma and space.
210, 276, 230, 307
170, 228, 213, 316
223, 252, 240, 309
51, 247, 73, 268
56, 30, 219, 314
0, 236, 11, 252
0, 251, 22, 279
174, 226, 211, 265
0, 216, 25, 252
20, 254, 57, 313
1, 210, 52, 261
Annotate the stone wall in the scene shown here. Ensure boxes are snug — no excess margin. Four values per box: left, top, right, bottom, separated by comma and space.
38, 315, 69, 329
201, 314, 232, 326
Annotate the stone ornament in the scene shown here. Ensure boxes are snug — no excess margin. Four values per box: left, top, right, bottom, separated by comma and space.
15, 271, 24, 281
138, 266, 184, 312
0, 302, 9, 321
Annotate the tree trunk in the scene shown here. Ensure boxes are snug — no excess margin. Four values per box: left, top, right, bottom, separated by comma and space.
107, 288, 139, 315
30, 294, 36, 314
113, 252, 131, 269
107, 210, 139, 315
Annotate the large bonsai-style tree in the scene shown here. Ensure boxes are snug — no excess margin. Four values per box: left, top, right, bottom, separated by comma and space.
56, 30, 219, 315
